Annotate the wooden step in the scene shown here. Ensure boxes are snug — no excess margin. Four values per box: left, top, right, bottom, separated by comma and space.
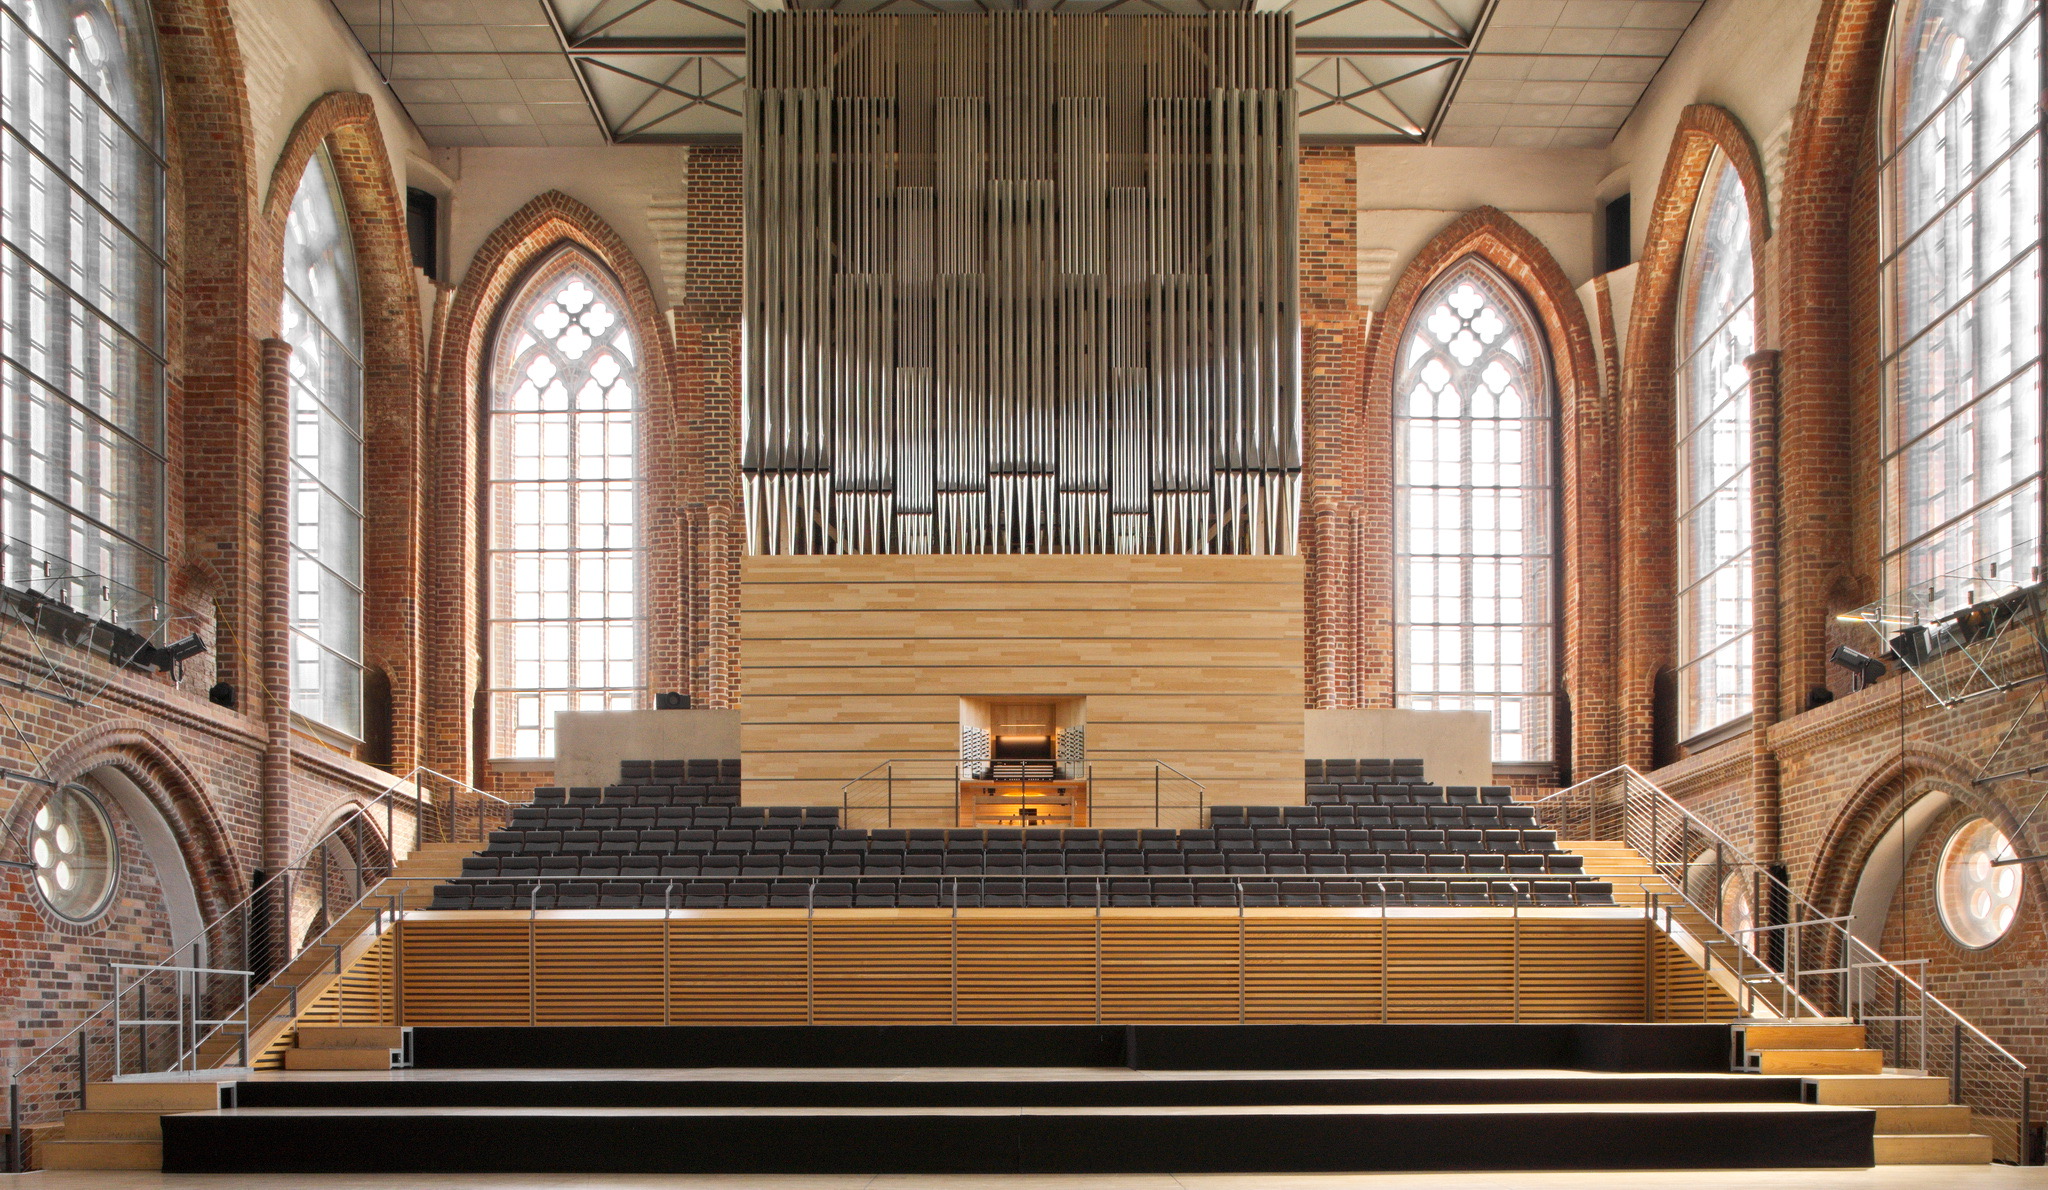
283, 1047, 392, 1071
1745, 1023, 1867, 1051
1808, 1075, 1952, 1105
58, 1111, 165, 1141
1874, 1132, 1997, 1164
1755, 1048, 1884, 1075
38, 1138, 162, 1169
1873, 1104, 1976, 1134
295, 1025, 402, 1050
85, 1081, 222, 1112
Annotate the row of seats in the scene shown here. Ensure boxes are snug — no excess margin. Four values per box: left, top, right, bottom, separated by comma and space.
505, 806, 837, 828
1306, 758, 1428, 781
431, 877, 1618, 910
534, 785, 739, 806
1213, 805, 1538, 829
481, 825, 1560, 859
1306, 786, 1516, 804
619, 758, 742, 782
460, 850, 1588, 878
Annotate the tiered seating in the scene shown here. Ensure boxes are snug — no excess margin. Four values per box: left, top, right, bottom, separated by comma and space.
427, 755, 1611, 909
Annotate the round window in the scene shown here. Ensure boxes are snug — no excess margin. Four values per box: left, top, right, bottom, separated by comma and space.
1936, 818, 2021, 949
31, 785, 118, 923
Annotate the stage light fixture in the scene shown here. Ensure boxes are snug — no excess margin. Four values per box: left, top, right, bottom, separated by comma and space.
1829, 645, 1886, 690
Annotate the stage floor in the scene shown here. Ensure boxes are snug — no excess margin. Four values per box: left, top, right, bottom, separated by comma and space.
232, 1065, 1782, 1084
14, 1165, 2035, 1189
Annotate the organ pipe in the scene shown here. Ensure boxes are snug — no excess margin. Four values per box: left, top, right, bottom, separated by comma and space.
744, 12, 1299, 556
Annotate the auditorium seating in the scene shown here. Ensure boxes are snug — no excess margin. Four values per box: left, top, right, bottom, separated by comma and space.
428, 756, 1612, 910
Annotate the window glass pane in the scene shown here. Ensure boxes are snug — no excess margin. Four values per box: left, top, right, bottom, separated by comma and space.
1393, 264, 1557, 763
1675, 155, 1756, 738
282, 148, 364, 737
1884, 0, 2044, 613
0, 0, 166, 621
486, 260, 640, 759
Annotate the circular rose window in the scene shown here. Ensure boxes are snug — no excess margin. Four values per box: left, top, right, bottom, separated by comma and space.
1936, 818, 2021, 950
31, 786, 118, 923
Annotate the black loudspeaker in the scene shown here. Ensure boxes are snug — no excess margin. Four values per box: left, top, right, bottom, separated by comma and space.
656, 691, 690, 710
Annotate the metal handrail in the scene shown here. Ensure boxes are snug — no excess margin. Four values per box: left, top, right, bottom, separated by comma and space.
1531, 764, 2034, 1163
5, 765, 506, 1171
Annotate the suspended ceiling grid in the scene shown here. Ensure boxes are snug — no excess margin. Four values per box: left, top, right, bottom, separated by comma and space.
328, 0, 1699, 147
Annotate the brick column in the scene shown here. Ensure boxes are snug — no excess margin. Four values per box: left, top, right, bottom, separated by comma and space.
259, 337, 294, 872
1747, 349, 1783, 863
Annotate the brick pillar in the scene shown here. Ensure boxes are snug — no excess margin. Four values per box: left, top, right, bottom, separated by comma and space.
1747, 349, 1783, 863
259, 337, 294, 872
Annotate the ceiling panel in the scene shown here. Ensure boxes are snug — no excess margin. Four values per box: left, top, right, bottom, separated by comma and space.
329, 0, 1696, 146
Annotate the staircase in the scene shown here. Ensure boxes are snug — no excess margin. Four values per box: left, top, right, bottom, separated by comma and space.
1565, 842, 1997, 1167
37, 844, 465, 1171
227, 843, 468, 1069
37, 1079, 221, 1171
1742, 1022, 1998, 1165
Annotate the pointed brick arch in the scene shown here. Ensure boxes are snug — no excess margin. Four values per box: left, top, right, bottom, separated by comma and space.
259, 93, 428, 780
425, 192, 680, 787
1617, 104, 1773, 770
1358, 208, 1612, 778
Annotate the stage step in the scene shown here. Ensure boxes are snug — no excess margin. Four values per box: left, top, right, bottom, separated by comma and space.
1873, 1132, 1998, 1164
37, 1138, 162, 1170
162, 1101, 1876, 1174
283, 1047, 393, 1070
1755, 1048, 1885, 1076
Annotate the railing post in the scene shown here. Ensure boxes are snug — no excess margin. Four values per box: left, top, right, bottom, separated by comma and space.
2022, 1074, 2033, 1165
75, 1031, 85, 1106
1951, 1022, 1964, 1106
8, 1074, 19, 1173
886, 764, 894, 829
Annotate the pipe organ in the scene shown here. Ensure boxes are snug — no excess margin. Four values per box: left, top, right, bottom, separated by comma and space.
743, 12, 1300, 556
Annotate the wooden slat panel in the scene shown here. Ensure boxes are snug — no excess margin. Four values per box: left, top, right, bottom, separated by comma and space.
390, 911, 1738, 1027
741, 556, 1303, 810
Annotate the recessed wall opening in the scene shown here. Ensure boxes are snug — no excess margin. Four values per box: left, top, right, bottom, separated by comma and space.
959, 698, 1087, 827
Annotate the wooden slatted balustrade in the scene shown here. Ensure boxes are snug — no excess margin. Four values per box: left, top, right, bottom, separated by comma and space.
321, 909, 1748, 1028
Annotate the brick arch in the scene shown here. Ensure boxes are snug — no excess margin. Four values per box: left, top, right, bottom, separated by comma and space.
1615, 104, 1773, 770
1358, 207, 1612, 776
1801, 741, 2024, 924
424, 192, 679, 785
10, 721, 246, 918
258, 93, 428, 773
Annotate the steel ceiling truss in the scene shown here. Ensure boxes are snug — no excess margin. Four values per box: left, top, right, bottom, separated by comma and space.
544, 0, 1491, 143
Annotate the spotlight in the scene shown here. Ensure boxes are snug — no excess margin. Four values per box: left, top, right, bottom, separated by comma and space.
1830, 645, 1887, 691
129, 632, 207, 675
1888, 625, 1928, 668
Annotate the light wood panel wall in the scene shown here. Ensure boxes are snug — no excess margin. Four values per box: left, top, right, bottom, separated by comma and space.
389, 911, 1739, 1027
741, 555, 1305, 817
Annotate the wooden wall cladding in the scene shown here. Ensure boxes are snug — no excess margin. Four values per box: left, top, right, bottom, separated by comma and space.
391, 911, 1738, 1027
740, 554, 1305, 815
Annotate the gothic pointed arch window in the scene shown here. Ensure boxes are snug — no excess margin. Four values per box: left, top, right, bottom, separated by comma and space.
1, 0, 167, 619
281, 147, 365, 738
1394, 262, 1558, 763
484, 251, 640, 760
1883, 0, 2042, 613
1675, 152, 1757, 739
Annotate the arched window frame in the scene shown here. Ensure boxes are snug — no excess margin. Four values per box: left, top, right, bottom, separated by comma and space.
1674, 151, 1757, 740
0, 0, 167, 623
281, 145, 366, 738
482, 249, 641, 761
1393, 259, 1560, 764
1880, 0, 2043, 615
